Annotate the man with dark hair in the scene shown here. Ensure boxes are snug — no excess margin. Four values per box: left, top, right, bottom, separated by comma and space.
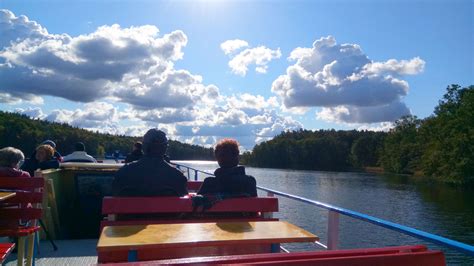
112, 129, 188, 196
124, 141, 143, 163
198, 139, 257, 197
63, 142, 97, 163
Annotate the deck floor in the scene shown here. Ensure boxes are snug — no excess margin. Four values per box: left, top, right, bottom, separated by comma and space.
3, 239, 98, 266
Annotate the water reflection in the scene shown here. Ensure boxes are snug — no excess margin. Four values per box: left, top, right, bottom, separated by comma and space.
181, 161, 474, 264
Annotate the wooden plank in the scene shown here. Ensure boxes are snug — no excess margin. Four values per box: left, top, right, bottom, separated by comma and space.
102, 197, 278, 214
97, 221, 318, 252
0, 192, 16, 201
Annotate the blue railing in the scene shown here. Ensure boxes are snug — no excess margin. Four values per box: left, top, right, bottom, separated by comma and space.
173, 162, 474, 256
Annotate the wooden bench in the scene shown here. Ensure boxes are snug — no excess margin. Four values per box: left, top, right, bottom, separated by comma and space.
0, 243, 15, 264
101, 196, 278, 229
0, 177, 45, 266
186, 181, 203, 192
100, 245, 445, 265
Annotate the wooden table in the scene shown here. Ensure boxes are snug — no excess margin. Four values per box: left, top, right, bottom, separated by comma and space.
97, 221, 318, 262
0, 192, 16, 201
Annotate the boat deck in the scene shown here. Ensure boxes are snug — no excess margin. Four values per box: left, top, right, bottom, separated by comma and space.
3, 239, 97, 266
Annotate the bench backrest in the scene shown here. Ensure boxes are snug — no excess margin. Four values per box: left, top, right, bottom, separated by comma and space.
186, 181, 203, 191
0, 177, 44, 222
95, 245, 445, 265
101, 196, 279, 228
102, 196, 278, 215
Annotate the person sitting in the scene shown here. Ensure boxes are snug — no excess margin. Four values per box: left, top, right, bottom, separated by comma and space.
63, 142, 97, 163
112, 129, 188, 196
198, 139, 257, 197
124, 142, 143, 163
21, 145, 60, 176
41, 140, 63, 162
0, 147, 30, 177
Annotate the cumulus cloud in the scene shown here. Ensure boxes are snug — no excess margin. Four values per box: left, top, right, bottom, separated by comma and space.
272, 36, 424, 123
46, 102, 119, 129
0, 10, 304, 150
221, 39, 281, 76
220, 39, 248, 55
0, 10, 207, 110
228, 46, 282, 76
0, 9, 48, 49
0, 92, 43, 105
14, 107, 46, 119
316, 100, 410, 123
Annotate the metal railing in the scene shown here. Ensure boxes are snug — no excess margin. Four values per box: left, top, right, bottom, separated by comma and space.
172, 162, 474, 256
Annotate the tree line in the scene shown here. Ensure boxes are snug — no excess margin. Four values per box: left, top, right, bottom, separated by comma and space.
241, 85, 473, 185
0, 111, 214, 160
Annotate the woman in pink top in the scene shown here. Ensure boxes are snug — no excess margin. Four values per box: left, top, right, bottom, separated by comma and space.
0, 147, 31, 177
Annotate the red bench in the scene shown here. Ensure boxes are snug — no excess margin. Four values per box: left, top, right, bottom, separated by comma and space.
0, 243, 15, 264
187, 181, 203, 192
0, 177, 44, 266
101, 196, 279, 229
101, 245, 445, 265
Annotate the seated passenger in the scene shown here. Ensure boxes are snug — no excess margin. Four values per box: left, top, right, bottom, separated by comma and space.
41, 140, 63, 162
22, 145, 60, 176
63, 142, 97, 163
0, 147, 30, 177
124, 141, 143, 163
198, 139, 257, 197
112, 129, 188, 196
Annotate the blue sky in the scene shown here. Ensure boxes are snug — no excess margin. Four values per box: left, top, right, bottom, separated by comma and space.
0, 0, 472, 149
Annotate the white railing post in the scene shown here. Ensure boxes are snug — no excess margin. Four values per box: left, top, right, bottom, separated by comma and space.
263, 191, 275, 219
327, 210, 339, 250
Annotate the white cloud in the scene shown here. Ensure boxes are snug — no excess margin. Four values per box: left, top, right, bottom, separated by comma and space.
357, 122, 394, 132
316, 101, 410, 123
229, 46, 282, 76
14, 107, 46, 119
0, 92, 43, 105
220, 39, 248, 55
272, 36, 423, 123
0, 10, 209, 111
46, 102, 119, 129
0, 10, 305, 150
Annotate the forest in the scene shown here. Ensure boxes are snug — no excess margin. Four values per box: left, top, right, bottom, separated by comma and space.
0, 112, 214, 160
241, 85, 473, 184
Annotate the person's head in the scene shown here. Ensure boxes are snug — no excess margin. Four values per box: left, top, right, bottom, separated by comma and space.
41, 140, 56, 149
133, 141, 143, 151
214, 139, 240, 168
142, 129, 168, 157
74, 142, 86, 152
35, 144, 54, 162
0, 147, 25, 169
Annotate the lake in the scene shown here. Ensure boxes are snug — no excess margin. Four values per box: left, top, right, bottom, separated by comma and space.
175, 160, 474, 265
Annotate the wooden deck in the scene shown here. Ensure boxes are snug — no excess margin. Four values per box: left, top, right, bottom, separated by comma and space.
2, 239, 97, 266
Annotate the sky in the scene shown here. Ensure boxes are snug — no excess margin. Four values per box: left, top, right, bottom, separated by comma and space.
0, 0, 472, 150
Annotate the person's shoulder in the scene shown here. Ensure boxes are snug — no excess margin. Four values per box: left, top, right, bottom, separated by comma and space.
243, 174, 257, 184
202, 176, 217, 184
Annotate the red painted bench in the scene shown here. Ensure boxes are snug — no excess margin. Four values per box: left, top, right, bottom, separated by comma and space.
0, 177, 44, 266
101, 196, 279, 229
187, 181, 203, 191
0, 243, 15, 264
101, 245, 445, 265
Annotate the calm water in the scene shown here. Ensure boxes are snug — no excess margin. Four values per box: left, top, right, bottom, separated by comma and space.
175, 160, 474, 265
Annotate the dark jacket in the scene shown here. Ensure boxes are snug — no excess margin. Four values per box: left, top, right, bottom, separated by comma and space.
198, 166, 257, 197
21, 158, 60, 176
124, 150, 143, 163
112, 155, 188, 196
